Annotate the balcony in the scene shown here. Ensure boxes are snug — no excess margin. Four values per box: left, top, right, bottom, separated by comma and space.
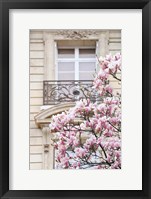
43, 80, 100, 105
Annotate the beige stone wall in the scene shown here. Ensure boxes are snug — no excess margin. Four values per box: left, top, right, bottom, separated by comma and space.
108, 30, 121, 95
29, 30, 121, 170
30, 31, 44, 169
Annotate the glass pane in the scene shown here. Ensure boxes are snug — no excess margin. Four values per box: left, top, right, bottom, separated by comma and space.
79, 62, 96, 71
79, 72, 94, 80
58, 49, 75, 58
58, 62, 74, 72
58, 72, 74, 80
79, 49, 95, 58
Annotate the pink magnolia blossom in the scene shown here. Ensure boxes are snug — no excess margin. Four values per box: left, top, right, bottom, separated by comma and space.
49, 53, 121, 169
74, 148, 87, 158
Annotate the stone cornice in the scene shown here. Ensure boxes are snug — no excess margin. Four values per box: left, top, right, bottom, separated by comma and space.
34, 102, 76, 127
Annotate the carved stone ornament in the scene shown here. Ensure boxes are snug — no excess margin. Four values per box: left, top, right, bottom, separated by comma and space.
54, 30, 100, 40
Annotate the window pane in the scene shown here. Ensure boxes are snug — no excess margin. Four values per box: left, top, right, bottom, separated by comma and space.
58, 49, 75, 58
58, 72, 74, 80
58, 62, 74, 72
79, 49, 95, 58
79, 62, 96, 71
79, 72, 94, 80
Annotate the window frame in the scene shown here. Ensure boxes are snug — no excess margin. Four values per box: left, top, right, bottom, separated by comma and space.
56, 44, 97, 81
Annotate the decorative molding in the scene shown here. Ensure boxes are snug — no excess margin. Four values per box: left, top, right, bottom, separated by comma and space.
34, 102, 76, 126
42, 127, 51, 169
42, 127, 50, 144
44, 144, 49, 153
54, 30, 101, 40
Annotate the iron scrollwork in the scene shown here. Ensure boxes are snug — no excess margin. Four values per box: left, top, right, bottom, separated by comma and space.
43, 80, 100, 105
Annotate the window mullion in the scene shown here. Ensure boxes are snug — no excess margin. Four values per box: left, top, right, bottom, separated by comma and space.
55, 42, 58, 80
75, 48, 79, 80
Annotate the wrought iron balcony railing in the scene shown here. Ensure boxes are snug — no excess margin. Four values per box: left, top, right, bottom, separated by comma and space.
43, 80, 100, 105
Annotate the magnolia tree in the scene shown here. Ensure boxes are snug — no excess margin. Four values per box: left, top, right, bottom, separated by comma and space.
49, 53, 121, 169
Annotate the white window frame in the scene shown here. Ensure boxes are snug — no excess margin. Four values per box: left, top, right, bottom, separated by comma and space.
55, 44, 97, 81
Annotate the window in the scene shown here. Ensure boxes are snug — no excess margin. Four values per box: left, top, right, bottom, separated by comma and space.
56, 45, 97, 81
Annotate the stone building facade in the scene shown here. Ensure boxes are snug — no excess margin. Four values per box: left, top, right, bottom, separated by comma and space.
29, 29, 121, 169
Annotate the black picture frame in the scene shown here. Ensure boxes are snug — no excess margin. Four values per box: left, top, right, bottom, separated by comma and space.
0, 0, 150, 198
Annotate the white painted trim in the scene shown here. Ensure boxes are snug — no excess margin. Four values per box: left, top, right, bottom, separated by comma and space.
54, 41, 58, 81
57, 58, 96, 62
75, 47, 79, 80
57, 46, 96, 49
57, 71, 75, 74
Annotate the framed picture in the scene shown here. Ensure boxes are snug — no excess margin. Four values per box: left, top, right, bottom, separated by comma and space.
0, 0, 150, 198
